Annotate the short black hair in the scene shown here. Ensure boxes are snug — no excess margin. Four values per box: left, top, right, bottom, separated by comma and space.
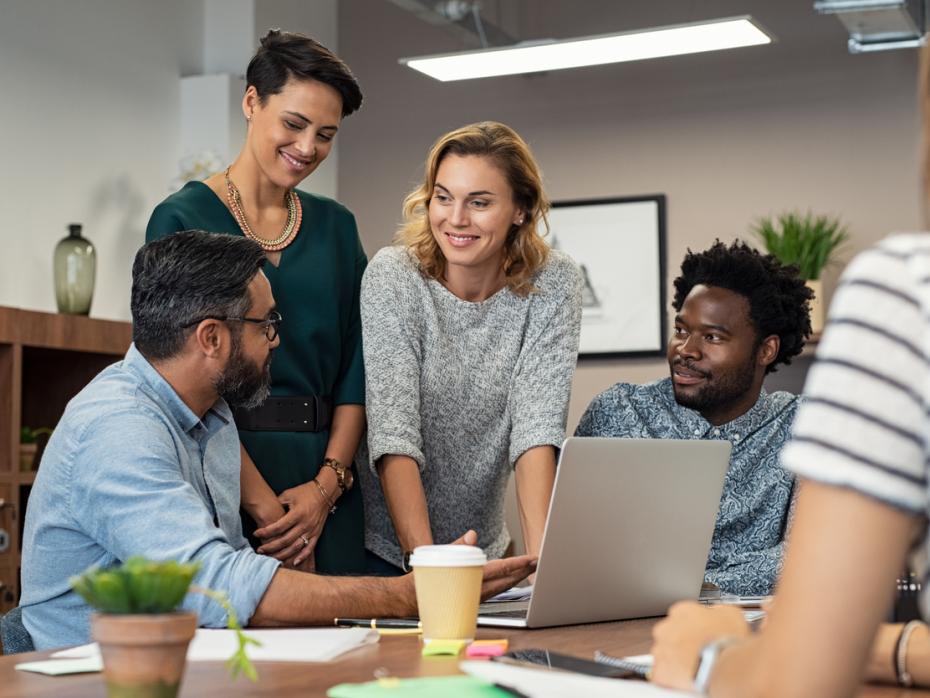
246, 29, 363, 117
672, 240, 813, 374
131, 231, 266, 361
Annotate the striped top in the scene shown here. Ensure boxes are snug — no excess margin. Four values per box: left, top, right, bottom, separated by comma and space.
781, 234, 930, 610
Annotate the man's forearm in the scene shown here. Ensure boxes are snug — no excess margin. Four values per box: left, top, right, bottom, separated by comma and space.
250, 568, 416, 626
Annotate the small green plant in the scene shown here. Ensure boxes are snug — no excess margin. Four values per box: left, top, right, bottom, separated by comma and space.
70, 557, 260, 681
752, 211, 849, 281
20, 426, 53, 444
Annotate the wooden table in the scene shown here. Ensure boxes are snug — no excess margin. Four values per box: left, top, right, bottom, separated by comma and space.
1, 619, 927, 697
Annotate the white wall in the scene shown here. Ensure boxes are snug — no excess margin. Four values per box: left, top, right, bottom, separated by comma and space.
336, 0, 922, 431
0, 0, 204, 320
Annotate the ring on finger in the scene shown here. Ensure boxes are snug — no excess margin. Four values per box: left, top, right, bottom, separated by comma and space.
299, 533, 310, 547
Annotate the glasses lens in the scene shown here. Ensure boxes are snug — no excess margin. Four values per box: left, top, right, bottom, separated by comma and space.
266, 311, 282, 341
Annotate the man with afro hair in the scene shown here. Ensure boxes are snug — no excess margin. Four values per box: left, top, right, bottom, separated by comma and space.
576, 240, 813, 595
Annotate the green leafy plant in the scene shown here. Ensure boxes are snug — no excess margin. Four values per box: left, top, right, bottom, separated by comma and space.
70, 557, 260, 681
20, 426, 53, 444
752, 211, 849, 280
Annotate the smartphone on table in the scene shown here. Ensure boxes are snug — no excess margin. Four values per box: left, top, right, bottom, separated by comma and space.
491, 648, 643, 679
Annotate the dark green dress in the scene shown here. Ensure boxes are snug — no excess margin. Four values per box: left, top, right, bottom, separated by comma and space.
146, 181, 367, 574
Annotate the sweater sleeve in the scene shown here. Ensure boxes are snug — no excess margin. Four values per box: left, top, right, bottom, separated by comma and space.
360, 250, 426, 474
508, 255, 583, 465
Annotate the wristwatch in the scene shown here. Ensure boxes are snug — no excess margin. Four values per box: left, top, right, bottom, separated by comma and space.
401, 550, 414, 574
322, 457, 354, 493
693, 636, 740, 695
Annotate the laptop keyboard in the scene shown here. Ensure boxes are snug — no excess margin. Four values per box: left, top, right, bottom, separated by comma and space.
479, 608, 529, 619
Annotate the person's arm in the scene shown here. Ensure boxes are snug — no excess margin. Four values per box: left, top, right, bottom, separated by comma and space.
360, 251, 433, 556
71, 409, 281, 628
651, 481, 919, 696
377, 454, 434, 552
865, 622, 930, 686
239, 443, 285, 528
250, 538, 537, 625
509, 255, 583, 555
254, 405, 366, 566
254, 234, 369, 565
514, 445, 556, 558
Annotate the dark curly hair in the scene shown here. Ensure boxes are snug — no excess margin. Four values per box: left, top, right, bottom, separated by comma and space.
672, 240, 813, 374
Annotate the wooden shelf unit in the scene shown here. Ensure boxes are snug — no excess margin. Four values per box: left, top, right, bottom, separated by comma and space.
0, 306, 131, 613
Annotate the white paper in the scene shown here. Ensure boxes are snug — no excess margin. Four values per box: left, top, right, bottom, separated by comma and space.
460, 660, 694, 697
15, 656, 103, 675
53, 627, 378, 663
487, 584, 533, 602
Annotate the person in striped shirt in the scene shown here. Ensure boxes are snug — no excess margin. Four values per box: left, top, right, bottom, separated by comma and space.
649, 231, 930, 687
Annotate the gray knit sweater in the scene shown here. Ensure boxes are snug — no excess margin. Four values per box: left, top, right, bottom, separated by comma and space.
359, 246, 583, 566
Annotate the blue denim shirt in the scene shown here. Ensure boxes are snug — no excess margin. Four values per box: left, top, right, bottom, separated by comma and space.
20, 344, 280, 649
575, 377, 799, 595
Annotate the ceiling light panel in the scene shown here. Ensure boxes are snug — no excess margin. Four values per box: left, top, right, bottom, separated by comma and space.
400, 16, 774, 82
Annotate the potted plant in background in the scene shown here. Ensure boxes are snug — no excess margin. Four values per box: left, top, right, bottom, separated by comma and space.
19, 426, 53, 472
70, 557, 258, 698
752, 211, 849, 335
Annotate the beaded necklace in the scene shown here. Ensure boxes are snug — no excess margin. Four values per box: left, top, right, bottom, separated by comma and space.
225, 167, 302, 252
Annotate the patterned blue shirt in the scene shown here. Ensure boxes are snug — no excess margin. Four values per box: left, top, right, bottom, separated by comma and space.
575, 377, 799, 595
20, 344, 281, 649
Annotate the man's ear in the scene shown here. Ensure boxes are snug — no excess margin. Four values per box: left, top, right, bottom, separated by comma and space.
757, 334, 780, 369
192, 320, 225, 359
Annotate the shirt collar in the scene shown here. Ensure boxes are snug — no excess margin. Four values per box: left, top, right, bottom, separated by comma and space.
123, 344, 232, 435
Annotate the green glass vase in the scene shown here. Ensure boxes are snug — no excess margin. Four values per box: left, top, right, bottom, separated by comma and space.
54, 223, 96, 315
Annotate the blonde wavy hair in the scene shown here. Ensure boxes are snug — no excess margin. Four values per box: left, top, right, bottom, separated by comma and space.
396, 121, 550, 296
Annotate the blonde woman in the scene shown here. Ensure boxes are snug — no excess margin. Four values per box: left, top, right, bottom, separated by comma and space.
360, 122, 582, 575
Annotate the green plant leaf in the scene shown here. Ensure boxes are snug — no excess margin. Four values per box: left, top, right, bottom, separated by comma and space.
751, 210, 849, 280
70, 559, 253, 682
191, 585, 261, 682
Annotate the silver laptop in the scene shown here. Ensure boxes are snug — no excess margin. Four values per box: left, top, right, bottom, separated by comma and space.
478, 437, 731, 628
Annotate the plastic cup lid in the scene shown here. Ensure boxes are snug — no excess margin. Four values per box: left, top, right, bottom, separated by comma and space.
408, 544, 487, 567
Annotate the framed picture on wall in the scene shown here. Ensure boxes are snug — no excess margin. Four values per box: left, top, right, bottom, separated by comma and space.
548, 195, 667, 358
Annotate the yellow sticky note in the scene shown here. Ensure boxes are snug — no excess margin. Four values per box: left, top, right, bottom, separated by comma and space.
421, 639, 467, 656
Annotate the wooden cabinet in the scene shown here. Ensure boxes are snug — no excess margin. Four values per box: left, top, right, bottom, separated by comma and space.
0, 307, 131, 613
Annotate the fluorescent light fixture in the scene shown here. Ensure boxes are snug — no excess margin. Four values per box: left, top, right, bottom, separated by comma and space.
400, 16, 773, 81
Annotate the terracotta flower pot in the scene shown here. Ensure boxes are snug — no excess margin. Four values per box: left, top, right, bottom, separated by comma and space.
91, 612, 197, 698
19, 444, 37, 472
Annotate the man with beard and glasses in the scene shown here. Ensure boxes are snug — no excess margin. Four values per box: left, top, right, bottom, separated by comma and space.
575, 241, 813, 595
17, 231, 533, 650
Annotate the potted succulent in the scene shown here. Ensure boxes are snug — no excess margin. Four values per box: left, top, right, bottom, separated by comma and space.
19, 426, 53, 472
752, 211, 849, 334
70, 557, 258, 698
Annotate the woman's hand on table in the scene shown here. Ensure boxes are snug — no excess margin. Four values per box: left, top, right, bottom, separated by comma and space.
650, 601, 749, 690
254, 482, 330, 567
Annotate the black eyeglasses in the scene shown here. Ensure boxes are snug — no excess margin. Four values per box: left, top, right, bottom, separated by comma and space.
181, 310, 283, 342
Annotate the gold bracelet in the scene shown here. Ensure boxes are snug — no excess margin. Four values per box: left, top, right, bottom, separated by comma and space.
312, 478, 337, 515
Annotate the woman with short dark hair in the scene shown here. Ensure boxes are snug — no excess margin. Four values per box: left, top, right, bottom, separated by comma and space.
146, 29, 367, 575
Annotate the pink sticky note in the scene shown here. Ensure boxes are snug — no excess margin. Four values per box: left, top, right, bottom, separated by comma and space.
466, 640, 508, 657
